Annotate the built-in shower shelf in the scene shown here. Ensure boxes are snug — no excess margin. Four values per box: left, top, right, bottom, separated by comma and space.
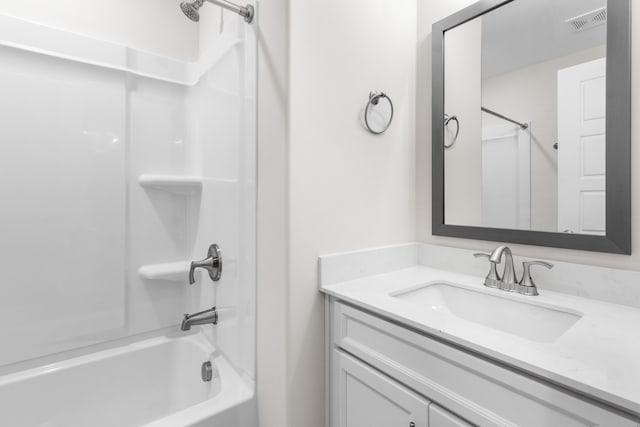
138, 175, 203, 195
138, 262, 190, 282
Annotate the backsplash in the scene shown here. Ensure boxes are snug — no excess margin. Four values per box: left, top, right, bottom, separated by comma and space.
320, 243, 640, 309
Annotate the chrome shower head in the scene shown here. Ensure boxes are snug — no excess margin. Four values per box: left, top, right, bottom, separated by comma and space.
180, 0, 254, 24
180, 0, 204, 22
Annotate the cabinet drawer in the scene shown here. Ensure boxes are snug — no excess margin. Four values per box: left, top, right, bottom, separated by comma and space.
333, 301, 637, 427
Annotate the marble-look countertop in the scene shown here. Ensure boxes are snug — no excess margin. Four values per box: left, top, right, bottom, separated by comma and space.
321, 265, 640, 417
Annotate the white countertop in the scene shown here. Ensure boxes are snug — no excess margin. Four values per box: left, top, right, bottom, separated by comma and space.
321, 265, 640, 417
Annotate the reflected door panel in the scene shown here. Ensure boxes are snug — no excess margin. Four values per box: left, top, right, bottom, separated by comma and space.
557, 58, 606, 235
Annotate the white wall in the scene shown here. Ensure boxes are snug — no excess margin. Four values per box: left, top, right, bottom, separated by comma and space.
256, 0, 417, 426
418, 1, 640, 271
0, 38, 128, 365
288, 0, 417, 425
0, 0, 201, 60
256, 0, 290, 423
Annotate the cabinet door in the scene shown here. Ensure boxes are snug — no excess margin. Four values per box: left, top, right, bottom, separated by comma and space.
333, 350, 429, 427
429, 404, 473, 427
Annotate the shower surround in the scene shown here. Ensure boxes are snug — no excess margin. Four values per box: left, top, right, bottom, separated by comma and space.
0, 10, 257, 426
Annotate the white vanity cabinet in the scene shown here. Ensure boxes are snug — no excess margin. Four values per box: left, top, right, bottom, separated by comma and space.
328, 299, 639, 427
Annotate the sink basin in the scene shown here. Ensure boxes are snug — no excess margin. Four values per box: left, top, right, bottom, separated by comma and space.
391, 282, 582, 343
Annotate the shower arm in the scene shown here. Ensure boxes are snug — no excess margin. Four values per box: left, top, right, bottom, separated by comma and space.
205, 0, 254, 23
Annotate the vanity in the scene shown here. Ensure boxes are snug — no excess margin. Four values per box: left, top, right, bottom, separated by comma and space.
321, 244, 640, 427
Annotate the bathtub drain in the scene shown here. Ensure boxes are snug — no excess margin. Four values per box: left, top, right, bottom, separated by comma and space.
201, 361, 213, 382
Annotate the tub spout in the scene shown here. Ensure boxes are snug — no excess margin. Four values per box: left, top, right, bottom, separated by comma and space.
181, 307, 218, 331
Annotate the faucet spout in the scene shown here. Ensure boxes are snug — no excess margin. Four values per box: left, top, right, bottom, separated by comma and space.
489, 246, 518, 292
181, 307, 218, 331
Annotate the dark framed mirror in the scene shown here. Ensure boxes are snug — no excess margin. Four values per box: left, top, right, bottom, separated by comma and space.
432, 0, 631, 254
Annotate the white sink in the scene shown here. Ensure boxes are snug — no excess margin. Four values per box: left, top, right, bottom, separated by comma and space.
391, 282, 583, 343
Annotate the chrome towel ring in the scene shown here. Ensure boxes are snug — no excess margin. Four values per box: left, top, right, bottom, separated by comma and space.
444, 114, 459, 148
364, 92, 394, 134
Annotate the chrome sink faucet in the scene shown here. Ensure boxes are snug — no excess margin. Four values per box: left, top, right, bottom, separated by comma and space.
490, 245, 518, 292
474, 246, 553, 296
474, 245, 516, 291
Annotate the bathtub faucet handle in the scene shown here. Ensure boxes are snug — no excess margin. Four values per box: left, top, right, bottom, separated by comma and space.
189, 244, 222, 285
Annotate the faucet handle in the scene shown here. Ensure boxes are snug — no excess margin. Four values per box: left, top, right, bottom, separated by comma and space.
189, 244, 222, 285
474, 252, 501, 288
518, 260, 553, 296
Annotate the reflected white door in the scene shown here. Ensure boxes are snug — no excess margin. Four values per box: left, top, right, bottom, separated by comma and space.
557, 58, 606, 235
481, 124, 531, 230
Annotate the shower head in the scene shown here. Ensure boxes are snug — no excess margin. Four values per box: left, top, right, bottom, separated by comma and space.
180, 0, 204, 22
180, 0, 254, 24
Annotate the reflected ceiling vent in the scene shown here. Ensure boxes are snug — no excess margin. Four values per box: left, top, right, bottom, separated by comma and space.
566, 7, 607, 33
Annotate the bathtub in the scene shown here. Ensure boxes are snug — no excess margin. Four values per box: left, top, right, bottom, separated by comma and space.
0, 332, 256, 427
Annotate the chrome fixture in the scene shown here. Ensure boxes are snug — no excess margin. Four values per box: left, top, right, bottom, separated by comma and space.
444, 107, 524, 150
489, 245, 518, 292
475, 246, 554, 296
180, 0, 254, 23
473, 253, 501, 288
363, 91, 394, 135
443, 113, 459, 148
189, 244, 222, 285
181, 306, 218, 331
481, 107, 528, 130
518, 261, 554, 296
201, 361, 213, 382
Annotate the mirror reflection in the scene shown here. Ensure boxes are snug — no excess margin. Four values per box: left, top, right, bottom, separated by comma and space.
444, 0, 607, 235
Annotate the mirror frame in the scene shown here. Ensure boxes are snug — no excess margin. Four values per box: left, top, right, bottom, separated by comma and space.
432, 0, 632, 254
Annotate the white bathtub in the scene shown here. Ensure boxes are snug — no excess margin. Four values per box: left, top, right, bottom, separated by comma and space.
0, 333, 256, 427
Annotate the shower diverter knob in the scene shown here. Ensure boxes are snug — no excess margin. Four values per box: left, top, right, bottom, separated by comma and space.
189, 244, 222, 284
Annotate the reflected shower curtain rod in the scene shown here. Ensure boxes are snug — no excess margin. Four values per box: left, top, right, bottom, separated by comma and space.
481, 107, 528, 130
